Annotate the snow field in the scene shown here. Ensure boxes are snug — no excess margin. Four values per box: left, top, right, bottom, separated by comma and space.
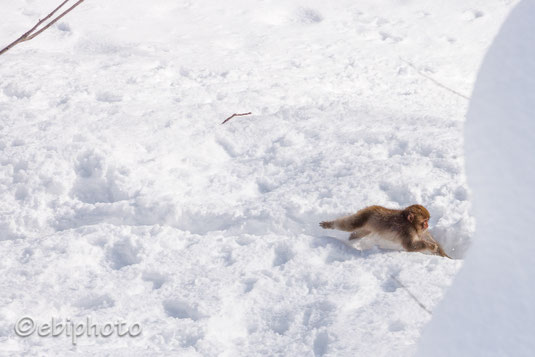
0, 0, 517, 354
1, 225, 460, 355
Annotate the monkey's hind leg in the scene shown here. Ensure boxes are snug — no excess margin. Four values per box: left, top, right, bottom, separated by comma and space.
320, 210, 370, 236
327, 211, 370, 232
349, 228, 371, 241
319, 221, 334, 229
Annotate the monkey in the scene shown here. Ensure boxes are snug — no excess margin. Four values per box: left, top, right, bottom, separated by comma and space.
320, 204, 451, 258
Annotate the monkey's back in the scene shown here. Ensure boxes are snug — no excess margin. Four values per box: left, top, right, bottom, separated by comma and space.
360, 205, 406, 233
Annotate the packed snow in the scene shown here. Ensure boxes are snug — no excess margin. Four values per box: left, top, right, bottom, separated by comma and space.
0, 0, 517, 355
418, 1, 535, 356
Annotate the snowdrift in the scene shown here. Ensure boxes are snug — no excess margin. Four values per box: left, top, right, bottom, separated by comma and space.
418, 1, 535, 355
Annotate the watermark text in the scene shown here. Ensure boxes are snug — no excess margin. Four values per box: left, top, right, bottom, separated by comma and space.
15, 316, 142, 345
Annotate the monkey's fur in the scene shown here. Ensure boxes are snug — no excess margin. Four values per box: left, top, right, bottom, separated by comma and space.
320, 205, 451, 258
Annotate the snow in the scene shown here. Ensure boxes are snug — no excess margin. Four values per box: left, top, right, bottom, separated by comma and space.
418, 1, 535, 355
0, 0, 517, 355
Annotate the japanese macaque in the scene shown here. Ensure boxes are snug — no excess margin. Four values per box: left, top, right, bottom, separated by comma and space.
320, 205, 451, 258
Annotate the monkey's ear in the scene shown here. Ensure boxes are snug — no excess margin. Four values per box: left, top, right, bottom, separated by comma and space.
407, 213, 414, 223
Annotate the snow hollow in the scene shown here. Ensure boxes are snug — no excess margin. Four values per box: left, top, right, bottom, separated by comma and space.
0, 0, 517, 355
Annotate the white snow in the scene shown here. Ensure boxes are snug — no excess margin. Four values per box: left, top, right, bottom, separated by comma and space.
418, 1, 535, 355
0, 0, 517, 355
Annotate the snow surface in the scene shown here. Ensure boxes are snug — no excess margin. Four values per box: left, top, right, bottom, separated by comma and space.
418, 1, 535, 356
0, 0, 516, 355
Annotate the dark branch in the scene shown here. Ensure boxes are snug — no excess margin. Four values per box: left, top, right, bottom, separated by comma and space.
399, 57, 470, 100
0, 0, 85, 56
26, 0, 85, 41
221, 112, 252, 125
390, 274, 432, 315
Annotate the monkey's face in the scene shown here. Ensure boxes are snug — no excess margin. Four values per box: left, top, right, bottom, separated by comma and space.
408, 214, 429, 232
421, 218, 429, 231
405, 205, 431, 233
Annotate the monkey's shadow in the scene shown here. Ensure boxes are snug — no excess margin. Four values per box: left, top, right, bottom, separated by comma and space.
312, 235, 393, 261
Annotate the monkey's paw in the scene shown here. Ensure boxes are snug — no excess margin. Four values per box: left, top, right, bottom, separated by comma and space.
436, 245, 452, 259
319, 221, 334, 229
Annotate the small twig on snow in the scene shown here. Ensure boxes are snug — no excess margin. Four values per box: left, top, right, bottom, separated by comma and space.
0, 0, 85, 56
221, 112, 252, 125
390, 274, 432, 315
399, 57, 470, 100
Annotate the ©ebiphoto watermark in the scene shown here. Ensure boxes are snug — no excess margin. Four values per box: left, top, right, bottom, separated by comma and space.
14, 316, 142, 345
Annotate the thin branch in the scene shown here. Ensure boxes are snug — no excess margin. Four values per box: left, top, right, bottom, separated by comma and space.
399, 57, 470, 100
221, 112, 252, 125
0, 0, 85, 56
23, 0, 71, 41
26, 0, 85, 41
390, 274, 432, 315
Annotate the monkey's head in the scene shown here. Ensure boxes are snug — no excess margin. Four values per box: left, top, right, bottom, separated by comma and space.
403, 204, 430, 232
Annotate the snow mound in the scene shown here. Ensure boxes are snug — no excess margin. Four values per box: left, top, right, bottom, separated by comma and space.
418, 1, 535, 355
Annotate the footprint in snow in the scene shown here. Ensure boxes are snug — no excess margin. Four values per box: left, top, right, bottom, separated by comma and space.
108, 239, 141, 270
72, 150, 132, 204
75, 294, 115, 310
462, 9, 484, 21
242, 277, 257, 293
379, 32, 403, 43
163, 299, 204, 320
314, 330, 330, 357
388, 319, 406, 332
272, 244, 295, 267
3, 83, 32, 99
96, 91, 122, 103
267, 309, 293, 335
142, 271, 167, 290
294, 7, 323, 24
381, 278, 399, 293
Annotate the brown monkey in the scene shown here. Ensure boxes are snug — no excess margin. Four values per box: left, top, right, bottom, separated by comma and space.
320, 205, 451, 258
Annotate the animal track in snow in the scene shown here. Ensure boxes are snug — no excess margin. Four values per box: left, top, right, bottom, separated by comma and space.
163, 299, 204, 320
272, 243, 295, 267
56, 22, 71, 32
266, 308, 293, 334
72, 150, 132, 204
294, 7, 323, 24
388, 320, 406, 332
462, 9, 484, 21
11, 139, 26, 147
2, 83, 32, 99
257, 6, 322, 26
15, 185, 29, 201
379, 32, 403, 43
325, 248, 351, 263
313, 330, 330, 356
381, 278, 399, 293
19, 248, 33, 264
242, 278, 257, 293
215, 136, 239, 158
75, 294, 115, 310
142, 271, 167, 290
302, 300, 336, 328
96, 91, 123, 103
108, 238, 141, 270
454, 186, 468, 201
379, 181, 416, 206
